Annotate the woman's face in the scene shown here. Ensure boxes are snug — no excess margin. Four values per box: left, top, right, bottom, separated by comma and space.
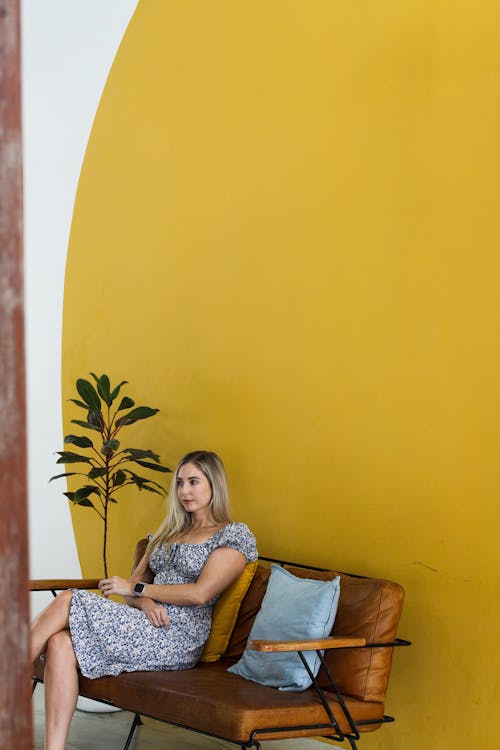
176, 462, 213, 516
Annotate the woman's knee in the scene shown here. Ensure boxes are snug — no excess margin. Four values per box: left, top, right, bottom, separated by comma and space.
56, 589, 72, 608
46, 630, 76, 663
51, 589, 72, 619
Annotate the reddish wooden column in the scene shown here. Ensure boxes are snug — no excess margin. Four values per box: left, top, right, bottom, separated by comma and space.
0, 1, 32, 748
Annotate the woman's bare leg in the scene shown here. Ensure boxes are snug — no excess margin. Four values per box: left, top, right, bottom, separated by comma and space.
43, 630, 79, 750
31, 589, 72, 662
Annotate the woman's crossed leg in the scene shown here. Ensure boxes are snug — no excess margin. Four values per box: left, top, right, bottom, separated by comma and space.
32, 590, 79, 750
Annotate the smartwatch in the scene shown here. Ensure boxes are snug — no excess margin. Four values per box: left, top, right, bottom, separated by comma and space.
133, 582, 146, 597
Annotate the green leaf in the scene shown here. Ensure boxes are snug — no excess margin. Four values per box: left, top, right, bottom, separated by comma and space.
109, 380, 128, 404
117, 396, 135, 412
63, 492, 95, 508
88, 466, 107, 479
49, 472, 80, 482
126, 471, 166, 494
133, 459, 171, 473
112, 469, 126, 486
70, 418, 101, 432
144, 478, 167, 491
96, 374, 112, 406
127, 471, 147, 489
146, 478, 167, 491
64, 434, 93, 449
101, 439, 120, 457
115, 406, 159, 427
68, 399, 89, 410
138, 484, 163, 495
64, 486, 100, 508
87, 409, 104, 429
75, 485, 100, 501
122, 448, 161, 462
76, 378, 102, 410
56, 451, 92, 464
124, 472, 166, 492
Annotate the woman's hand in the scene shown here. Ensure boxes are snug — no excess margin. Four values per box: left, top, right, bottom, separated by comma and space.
140, 599, 172, 628
98, 576, 171, 627
98, 576, 134, 598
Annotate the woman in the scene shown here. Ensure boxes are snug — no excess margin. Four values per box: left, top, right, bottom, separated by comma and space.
31, 450, 258, 750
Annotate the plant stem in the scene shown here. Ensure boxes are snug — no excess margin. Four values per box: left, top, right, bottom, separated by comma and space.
103, 405, 111, 578
91, 447, 105, 463
103, 504, 108, 577
93, 507, 105, 522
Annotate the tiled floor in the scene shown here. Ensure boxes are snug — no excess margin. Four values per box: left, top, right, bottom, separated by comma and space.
33, 685, 336, 749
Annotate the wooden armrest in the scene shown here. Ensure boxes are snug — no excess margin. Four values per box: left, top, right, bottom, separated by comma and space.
30, 579, 100, 591
249, 636, 366, 653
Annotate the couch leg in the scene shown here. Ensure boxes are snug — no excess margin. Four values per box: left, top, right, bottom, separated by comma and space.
123, 712, 143, 750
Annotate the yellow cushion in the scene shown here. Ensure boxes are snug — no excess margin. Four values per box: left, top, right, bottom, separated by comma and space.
200, 560, 258, 662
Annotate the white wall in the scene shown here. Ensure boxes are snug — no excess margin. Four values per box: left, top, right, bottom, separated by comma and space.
22, 0, 138, 612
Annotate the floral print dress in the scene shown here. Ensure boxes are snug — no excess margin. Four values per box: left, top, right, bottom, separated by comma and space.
68, 522, 257, 679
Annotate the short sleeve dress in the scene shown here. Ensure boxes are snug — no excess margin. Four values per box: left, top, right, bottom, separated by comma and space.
68, 522, 258, 679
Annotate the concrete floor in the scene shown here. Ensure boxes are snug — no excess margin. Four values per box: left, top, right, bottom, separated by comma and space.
33, 685, 338, 749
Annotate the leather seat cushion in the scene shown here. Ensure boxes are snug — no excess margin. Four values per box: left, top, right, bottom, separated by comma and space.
34, 658, 384, 741
106, 661, 384, 741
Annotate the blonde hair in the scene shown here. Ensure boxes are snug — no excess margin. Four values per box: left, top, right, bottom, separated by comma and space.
146, 451, 232, 558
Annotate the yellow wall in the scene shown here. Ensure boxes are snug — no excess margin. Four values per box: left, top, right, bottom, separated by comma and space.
62, 2, 499, 748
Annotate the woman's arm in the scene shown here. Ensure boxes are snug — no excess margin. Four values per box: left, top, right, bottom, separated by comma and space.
123, 551, 152, 608
99, 547, 247, 606
128, 596, 171, 627
113, 551, 171, 627
123, 551, 156, 608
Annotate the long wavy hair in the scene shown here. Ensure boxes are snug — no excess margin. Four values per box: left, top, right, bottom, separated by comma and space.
146, 450, 232, 558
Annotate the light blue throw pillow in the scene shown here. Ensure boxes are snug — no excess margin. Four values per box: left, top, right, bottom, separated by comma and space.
227, 564, 340, 691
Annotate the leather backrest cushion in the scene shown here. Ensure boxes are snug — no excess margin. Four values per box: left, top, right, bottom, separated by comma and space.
285, 566, 405, 702
224, 564, 270, 660
135, 538, 156, 583
134, 538, 149, 570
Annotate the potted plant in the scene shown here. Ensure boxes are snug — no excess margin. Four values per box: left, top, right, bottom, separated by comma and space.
50, 373, 171, 577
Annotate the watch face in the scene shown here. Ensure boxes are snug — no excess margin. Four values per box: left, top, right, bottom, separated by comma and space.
134, 582, 145, 595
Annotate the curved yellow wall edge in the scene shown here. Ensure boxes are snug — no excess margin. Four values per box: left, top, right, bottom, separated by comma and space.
62, 3, 499, 749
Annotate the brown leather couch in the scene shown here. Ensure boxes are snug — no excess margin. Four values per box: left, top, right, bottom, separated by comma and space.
32, 556, 409, 750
